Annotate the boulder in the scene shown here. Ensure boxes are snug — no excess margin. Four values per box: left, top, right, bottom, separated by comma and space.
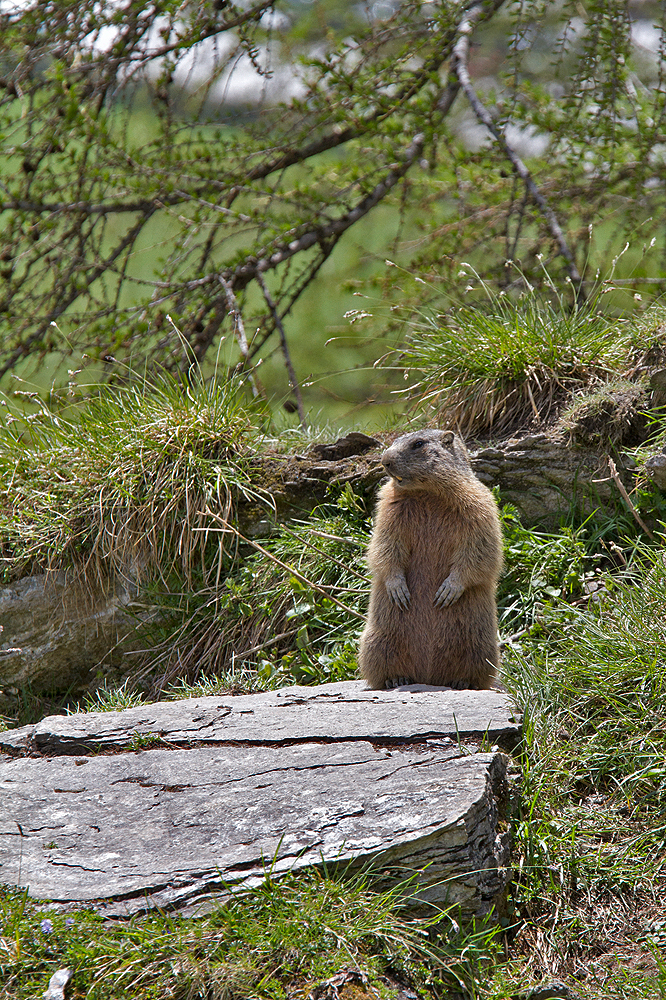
0, 681, 520, 919
0, 573, 139, 694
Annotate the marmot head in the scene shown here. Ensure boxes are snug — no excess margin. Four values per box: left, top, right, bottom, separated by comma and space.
380, 429, 471, 489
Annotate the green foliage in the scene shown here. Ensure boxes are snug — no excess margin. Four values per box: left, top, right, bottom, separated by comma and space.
0, 363, 372, 700
498, 502, 598, 633
0, 868, 501, 1000
392, 263, 663, 436
497, 543, 666, 990
0, 0, 468, 408
143, 486, 371, 694
2, 1, 666, 421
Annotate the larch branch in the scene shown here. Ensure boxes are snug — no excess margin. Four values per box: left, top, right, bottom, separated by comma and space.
255, 271, 308, 432
451, 2, 583, 292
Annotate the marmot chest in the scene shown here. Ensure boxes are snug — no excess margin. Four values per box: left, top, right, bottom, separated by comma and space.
391, 494, 462, 577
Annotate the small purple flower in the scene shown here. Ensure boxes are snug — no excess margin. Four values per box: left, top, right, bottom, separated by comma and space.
40, 918, 53, 935
65, 917, 75, 928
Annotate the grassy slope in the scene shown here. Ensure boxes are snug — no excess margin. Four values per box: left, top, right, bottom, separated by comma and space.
2, 547, 665, 999
2, 304, 666, 997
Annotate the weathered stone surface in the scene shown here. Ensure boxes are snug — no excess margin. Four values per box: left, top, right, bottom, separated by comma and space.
0, 683, 519, 918
2, 680, 522, 755
471, 433, 620, 525
0, 573, 140, 693
0, 744, 509, 919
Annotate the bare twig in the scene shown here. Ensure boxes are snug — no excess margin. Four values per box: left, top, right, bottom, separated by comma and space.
234, 629, 298, 661
451, 2, 584, 295
219, 277, 262, 398
255, 271, 308, 431
606, 456, 655, 540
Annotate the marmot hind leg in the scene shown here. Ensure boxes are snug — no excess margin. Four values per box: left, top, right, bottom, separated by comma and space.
358, 630, 415, 690
429, 635, 498, 690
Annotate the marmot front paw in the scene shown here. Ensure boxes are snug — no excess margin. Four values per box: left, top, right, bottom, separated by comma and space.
434, 573, 464, 607
385, 573, 411, 609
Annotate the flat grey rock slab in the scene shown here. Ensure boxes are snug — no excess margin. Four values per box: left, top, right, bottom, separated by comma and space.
0, 742, 509, 918
1, 680, 521, 755
0, 681, 520, 918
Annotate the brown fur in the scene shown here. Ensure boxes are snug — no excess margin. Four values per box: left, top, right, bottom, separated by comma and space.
358, 429, 503, 690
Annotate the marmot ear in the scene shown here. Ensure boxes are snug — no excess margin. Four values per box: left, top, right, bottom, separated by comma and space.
439, 430, 455, 446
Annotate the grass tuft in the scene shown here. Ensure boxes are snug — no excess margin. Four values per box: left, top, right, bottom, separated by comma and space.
140, 487, 370, 696
395, 270, 666, 438
71, 678, 146, 714
0, 366, 265, 589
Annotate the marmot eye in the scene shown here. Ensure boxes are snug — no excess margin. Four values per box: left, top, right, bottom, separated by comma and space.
411, 439, 424, 450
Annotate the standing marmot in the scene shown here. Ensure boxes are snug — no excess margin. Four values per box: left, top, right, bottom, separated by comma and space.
358, 429, 503, 690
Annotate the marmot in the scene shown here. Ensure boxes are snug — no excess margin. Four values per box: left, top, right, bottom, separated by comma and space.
358, 429, 503, 690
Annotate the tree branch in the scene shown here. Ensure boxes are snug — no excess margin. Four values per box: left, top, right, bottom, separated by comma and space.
225, 133, 426, 292
228, 0, 508, 203
247, 239, 342, 361
219, 278, 263, 399
0, 208, 157, 381
451, 1, 584, 293
255, 271, 307, 431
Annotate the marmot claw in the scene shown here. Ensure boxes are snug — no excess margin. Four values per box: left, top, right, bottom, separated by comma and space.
434, 573, 464, 607
385, 573, 411, 609
385, 676, 415, 689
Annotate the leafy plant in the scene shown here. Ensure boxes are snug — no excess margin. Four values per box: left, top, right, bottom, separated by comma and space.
141, 486, 371, 695
498, 501, 599, 634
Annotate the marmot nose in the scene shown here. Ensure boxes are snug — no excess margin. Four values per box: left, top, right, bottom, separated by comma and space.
382, 457, 393, 471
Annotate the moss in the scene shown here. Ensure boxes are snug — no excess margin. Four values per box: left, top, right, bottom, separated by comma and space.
560, 379, 649, 450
